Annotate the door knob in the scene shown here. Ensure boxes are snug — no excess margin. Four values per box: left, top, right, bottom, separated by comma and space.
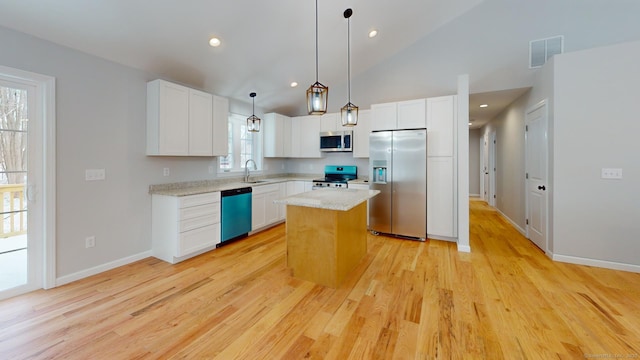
537, 185, 546, 191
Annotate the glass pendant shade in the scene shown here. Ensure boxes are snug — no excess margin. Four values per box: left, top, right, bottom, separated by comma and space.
307, 0, 328, 115
341, 102, 358, 126
247, 114, 260, 132
306, 82, 328, 115
247, 92, 260, 132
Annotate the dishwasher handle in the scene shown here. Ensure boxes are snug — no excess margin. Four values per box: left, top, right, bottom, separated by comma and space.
221, 187, 253, 197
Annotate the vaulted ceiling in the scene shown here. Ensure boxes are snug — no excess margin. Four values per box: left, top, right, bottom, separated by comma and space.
1, 0, 640, 125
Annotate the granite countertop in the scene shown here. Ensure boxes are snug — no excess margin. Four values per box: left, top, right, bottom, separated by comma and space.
274, 188, 380, 211
149, 174, 319, 196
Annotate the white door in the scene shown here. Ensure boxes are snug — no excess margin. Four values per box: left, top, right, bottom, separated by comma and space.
0, 66, 54, 300
482, 134, 489, 202
488, 131, 496, 207
525, 101, 548, 252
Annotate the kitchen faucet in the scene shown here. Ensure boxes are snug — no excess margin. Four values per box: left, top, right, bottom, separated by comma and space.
244, 159, 257, 182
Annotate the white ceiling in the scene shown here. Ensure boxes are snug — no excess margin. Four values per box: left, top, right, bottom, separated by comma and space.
1, 0, 640, 121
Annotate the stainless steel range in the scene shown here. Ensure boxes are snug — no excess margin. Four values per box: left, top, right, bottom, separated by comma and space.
312, 165, 357, 189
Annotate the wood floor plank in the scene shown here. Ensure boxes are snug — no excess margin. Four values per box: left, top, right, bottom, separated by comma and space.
1, 200, 639, 359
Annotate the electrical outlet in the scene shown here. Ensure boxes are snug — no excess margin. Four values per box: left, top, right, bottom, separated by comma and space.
163, 168, 170, 176
601, 168, 623, 179
85, 236, 95, 248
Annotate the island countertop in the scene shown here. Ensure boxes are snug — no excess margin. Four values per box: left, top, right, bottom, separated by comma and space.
274, 188, 380, 211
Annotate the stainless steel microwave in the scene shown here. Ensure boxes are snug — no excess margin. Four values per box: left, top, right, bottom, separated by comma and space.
320, 131, 353, 152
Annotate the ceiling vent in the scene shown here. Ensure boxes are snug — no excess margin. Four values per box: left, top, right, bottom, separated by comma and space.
529, 35, 564, 68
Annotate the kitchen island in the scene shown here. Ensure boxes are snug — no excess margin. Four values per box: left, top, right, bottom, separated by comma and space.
275, 188, 379, 288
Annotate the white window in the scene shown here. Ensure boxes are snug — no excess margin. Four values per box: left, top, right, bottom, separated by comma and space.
218, 113, 262, 173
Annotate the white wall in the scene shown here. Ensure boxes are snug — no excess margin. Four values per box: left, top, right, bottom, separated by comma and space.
482, 91, 530, 230
468, 129, 481, 196
285, 153, 369, 179
0, 26, 287, 279
551, 41, 640, 267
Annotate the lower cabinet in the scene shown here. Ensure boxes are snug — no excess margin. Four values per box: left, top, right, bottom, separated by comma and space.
427, 157, 456, 238
152, 192, 221, 264
252, 183, 282, 231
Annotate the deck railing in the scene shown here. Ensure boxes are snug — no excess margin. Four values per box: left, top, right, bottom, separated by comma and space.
0, 184, 26, 238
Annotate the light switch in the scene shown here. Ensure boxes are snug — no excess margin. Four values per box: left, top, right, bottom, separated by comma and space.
601, 168, 622, 179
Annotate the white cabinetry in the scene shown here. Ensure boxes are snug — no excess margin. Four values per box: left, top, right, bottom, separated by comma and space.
296, 115, 322, 158
264, 113, 291, 158
277, 182, 287, 221
427, 96, 455, 157
252, 184, 281, 231
353, 110, 371, 158
147, 79, 228, 156
152, 192, 221, 264
427, 157, 455, 237
212, 95, 229, 156
426, 95, 457, 239
371, 99, 426, 131
320, 113, 339, 132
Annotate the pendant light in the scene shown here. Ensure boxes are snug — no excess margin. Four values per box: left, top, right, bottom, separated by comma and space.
306, 0, 328, 115
247, 92, 260, 132
340, 8, 358, 126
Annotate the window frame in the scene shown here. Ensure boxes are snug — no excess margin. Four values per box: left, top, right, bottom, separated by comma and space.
217, 112, 262, 175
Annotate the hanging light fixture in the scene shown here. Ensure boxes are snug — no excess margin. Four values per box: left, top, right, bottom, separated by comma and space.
306, 0, 328, 115
340, 8, 358, 126
247, 92, 261, 132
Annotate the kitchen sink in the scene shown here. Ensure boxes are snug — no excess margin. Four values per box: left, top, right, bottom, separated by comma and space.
243, 180, 268, 184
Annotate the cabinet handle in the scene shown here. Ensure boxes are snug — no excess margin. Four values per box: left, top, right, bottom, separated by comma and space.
537, 185, 546, 191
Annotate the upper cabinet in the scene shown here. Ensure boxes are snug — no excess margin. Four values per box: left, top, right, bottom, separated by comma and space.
147, 79, 228, 156
264, 113, 291, 158
426, 95, 456, 157
352, 109, 371, 158
371, 99, 426, 131
296, 115, 322, 158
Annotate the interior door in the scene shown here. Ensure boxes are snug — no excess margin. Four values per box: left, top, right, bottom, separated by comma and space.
482, 134, 489, 202
525, 101, 548, 251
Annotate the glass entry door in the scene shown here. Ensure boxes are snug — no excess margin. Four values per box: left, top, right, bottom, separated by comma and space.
0, 82, 29, 292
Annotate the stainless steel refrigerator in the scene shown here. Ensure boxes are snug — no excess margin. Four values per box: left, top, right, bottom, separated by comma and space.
369, 129, 427, 240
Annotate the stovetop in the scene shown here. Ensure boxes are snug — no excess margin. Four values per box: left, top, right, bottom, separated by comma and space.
313, 165, 357, 188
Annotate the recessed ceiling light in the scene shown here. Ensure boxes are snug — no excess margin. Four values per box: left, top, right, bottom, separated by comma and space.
290, 82, 298, 88
469, 122, 473, 126
479, 104, 488, 108
368, 29, 378, 38
209, 37, 221, 47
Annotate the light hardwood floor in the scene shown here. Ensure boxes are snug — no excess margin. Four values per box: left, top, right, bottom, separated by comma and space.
1, 200, 639, 359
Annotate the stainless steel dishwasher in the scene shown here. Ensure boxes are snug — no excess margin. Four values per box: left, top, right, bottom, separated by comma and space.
219, 187, 252, 246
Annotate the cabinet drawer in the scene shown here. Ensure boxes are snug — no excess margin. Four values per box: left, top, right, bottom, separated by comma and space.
177, 223, 220, 257
180, 203, 219, 220
179, 192, 220, 208
180, 213, 218, 232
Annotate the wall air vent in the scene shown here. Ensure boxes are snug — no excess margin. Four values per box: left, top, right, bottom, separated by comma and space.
529, 35, 564, 68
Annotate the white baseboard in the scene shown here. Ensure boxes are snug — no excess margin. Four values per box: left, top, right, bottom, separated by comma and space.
496, 208, 526, 236
470, 193, 481, 198
457, 244, 471, 253
552, 254, 640, 274
56, 250, 153, 287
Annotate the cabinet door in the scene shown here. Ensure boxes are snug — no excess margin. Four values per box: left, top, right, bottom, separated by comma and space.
252, 192, 266, 231
371, 102, 397, 131
212, 95, 229, 156
263, 113, 283, 158
397, 99, 426, 129
427, 157, 455, 237
188, 89, 214, 156
264, 190, 280, 225
286, 181, 305, 196
157, 81, 189, 155
289, 117, 301, 157
320, 113, 338, 132
283, 115, 293, 157
427, 96, 455, 157
352, 110, 371, 158
278, 182, 287, 220
298, 115, 321, 158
